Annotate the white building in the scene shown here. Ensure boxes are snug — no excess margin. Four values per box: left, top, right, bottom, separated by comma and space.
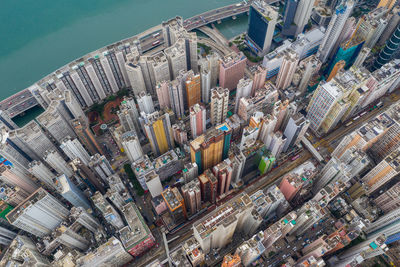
60, 137, 91, 165
6, 188, 69, 237
43, 149, 74, 177
121, 134, 144, 163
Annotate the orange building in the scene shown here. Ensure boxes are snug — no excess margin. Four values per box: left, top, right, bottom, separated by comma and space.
161, 187, 187, 224
221, 253, 242, 267
190, 123, 232, 173
71, 119, 103, 155
198, 169, 218, 204
186, 73, 201, 109
327, 60, 345, 82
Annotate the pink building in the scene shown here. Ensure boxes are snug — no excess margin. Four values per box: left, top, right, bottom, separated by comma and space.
251, 66, 267, 96
274, 100, 289, 132
0, 165, 38, 194
275, 49, 299, 90
156, 81, 171, 109
219, 52, 247, 90
279, 175, 302, 202
189, 103, 207, 138
212, 159, 233, 196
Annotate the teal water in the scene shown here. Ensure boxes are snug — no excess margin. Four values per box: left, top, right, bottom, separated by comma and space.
214, 14, 249, 39
1, 0, 247, 101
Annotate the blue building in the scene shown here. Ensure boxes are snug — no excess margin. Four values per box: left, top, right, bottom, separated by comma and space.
282, 0, 299, 37
327, 41, 364, 74
56, 174, 91, 210
247, 0, 278, 55
374, 23, 400, 70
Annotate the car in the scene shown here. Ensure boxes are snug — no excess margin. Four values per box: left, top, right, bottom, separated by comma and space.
287, 245, 290, 248
302, 242, 306, 246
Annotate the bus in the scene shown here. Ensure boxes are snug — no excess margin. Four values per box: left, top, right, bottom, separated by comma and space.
353, 116, 360, 121
291, 154, 300, 161
152, 40, 160, 46
377, 101, 383, 108
152, 32, 160, 38
345, 121, 353, 127
360, 111, 367, 116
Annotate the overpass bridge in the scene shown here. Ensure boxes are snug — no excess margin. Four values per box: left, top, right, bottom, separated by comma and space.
183, 2, 251, 31
300, 136, 325, 163
198, 26, 230, 46
183, 0, 281, 31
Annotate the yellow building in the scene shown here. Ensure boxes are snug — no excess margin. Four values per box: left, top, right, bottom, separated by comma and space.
190, 123, 232, 173
186, 73, 201, 109
143, 111, 175, 156
377, 0, 397, 10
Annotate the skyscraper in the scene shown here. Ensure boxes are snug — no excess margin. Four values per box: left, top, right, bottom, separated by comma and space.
60, 137, 91, 165
318, 0, 355, 63
374, 23, 400, 69
125, 55, 146, 97
28, 160, 56, 190
306, 81, 343, 133
71, 118, 103, 156
16, 121, 57, 159
247, 0, 278, 55
219, 53, 247, 90
0, 165, 38, 194
193, 193, 253, 253
165, 38, 188, 80
275, 49, 299, 90
234, 78, 253, 113
190, 103, 207, 138
190, 123, 232, 173
212, 159, 233, 196
362, 148, 400, 194
282, 113, 310, 152
162, 187, 187, 224
198, 52, 220, 88
55, 174, 91, 210
91, 192, 125, 229
36, 101, 76, 143
76, 236, 132, 267
119, 202, 156, 256
156, 81, 171, 110
293, 0, 314, 35
198, 169, 218, 203
117, 96, 141, 135
377, 0, 397, 10
142, 111, 175, 156
251, 66, 267, 96
181, 179, 201, 215
185, 72, 201, 108
43, 149, 74, 177
6, 188, 69, 237
169, 79, 185, 119
137, 91, 155, 114
282, 0, 299, 37
0, 127, 33, 171
121, 134, 144, 163
211, 87, 229, 125
353, 47, 370, 68
201, 68, 211, 104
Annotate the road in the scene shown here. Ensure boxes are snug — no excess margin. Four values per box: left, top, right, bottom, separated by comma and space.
135, 88, 400, 265
310, 90, 400, 156
137, 150, 312, 266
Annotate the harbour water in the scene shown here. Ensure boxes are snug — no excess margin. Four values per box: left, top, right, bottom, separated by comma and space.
1, 0, 248, 101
